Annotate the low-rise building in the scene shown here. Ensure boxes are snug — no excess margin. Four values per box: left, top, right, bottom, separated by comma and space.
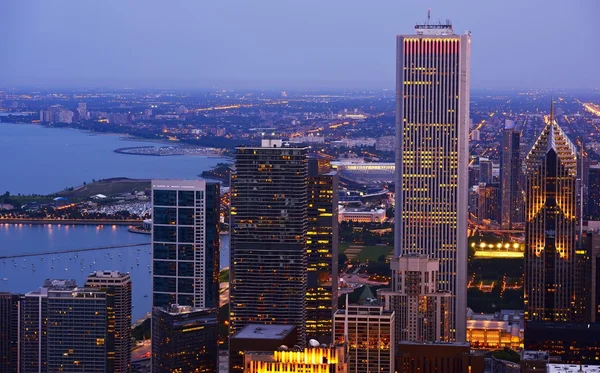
339, 207, 386, 223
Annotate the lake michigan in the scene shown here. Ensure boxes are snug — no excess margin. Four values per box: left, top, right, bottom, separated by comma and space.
0, 121, 231, 320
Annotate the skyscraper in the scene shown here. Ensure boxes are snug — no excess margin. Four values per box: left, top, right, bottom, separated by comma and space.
395, 20, 470, 341
379, 256, 451, 344
587, 164, 600, 220
479, 157, 493, 185
501, 120, 523, 229
46, 287, 108, 373
230, 139, 308, 346
151, 179, 220, 309
306, 154, 339, 343
0, 293, 21, 373
333, 304, 395, 373
524, 103, 578, 322
85, 271, 132, 373
21, 279, 77, 373
152, 305, 218, 373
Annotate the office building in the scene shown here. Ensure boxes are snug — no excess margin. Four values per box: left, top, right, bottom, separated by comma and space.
152, 305, 218, 373
479, 158, 493, 184
0, 293, 21, 373
85, 271, 132, 373
396, 342, 484, 373
476, 182, 501, 225
524, 322, 600, 364
244, 345, 348, 373
306, 154, 339, 343
583, 231, 600, 322
333, 304, 395, 373
395, 19, 470, 342
46, 287, 108, 373
21, 279, 77, 373
230, 324, 298, 373
588, 164, 600, 220
379, 256, 451, 344
230, 139, 308, 345
524, 103, 578, 322
151, 179, 220, 309
501, 120, 523, 229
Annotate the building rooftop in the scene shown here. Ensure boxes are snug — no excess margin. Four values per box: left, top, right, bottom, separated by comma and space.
521, 350, 549, 361
231, 324, 296, 340
548, 364, 600, 373
399, 341, 470, 348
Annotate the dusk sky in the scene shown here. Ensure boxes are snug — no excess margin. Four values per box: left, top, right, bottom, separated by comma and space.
1, 0, 598, 90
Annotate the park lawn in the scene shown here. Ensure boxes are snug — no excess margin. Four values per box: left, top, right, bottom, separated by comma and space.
340, 243, 393, 263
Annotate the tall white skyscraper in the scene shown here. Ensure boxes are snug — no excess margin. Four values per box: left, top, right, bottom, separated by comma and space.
394, 20, 470, 342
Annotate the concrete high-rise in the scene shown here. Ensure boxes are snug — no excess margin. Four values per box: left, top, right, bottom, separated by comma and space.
524, 103, 578, 322
306, 154, 339, 343
395, 20, 470, 341
0, 293, 21, 373
379, 256, 451, 344
85, 271, 132, 373
501, 120, 523, 229
151, 179, 220, 309
230, 139, 308, 346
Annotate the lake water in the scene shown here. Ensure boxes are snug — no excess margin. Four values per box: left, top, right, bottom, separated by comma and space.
0, 121, 231, 320
0, 224, 230, 321
0, 121, 230, 195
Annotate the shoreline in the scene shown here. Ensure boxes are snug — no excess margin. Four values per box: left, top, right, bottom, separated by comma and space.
0, 219, 142, 225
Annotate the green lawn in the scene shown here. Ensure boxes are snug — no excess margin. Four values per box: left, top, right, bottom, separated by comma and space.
340, 243, 393, 263
219, 269, 229, 283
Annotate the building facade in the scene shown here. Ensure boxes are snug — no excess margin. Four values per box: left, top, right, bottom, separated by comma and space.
0, 293, 21, 373
306, 154, 339, 343
476, 182, 501, 225
21, 279, 77, 373
395, 21, 470, 342
380, 256, 451, 344
524, 105, 578, 322
244, 345, 348, 373
333, 304, 395, 373
397, 342, 484, 373
151, 179, 220, 309
588, 165, 600, 220
85, 271, 132, 373
46, 288, 108, 373
229, 139, 308, 346
501, 120, 523, 229
152, 305, 218, 373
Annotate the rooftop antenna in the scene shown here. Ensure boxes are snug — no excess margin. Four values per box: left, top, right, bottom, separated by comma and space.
427, 9, 431, 25
344, 293, 349, 343
550, 94, 555, 123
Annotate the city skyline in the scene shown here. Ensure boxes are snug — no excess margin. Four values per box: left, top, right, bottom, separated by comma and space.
1, 0, 599, 90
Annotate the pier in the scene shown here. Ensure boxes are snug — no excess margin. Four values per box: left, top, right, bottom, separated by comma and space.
0, 243, 149, 260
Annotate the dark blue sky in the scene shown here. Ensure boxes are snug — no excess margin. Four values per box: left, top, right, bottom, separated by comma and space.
1, 0, 598, 90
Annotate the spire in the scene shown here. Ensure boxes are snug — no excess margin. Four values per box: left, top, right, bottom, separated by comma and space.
550, 94, 555, 124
